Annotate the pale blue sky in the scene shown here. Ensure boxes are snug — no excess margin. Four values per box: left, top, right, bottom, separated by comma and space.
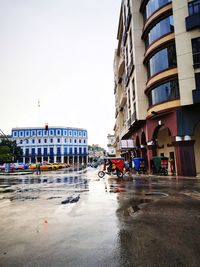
0, 0, 121, 148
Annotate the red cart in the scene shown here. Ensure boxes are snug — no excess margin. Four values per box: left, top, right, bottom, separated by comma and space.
98, 157, 125, 179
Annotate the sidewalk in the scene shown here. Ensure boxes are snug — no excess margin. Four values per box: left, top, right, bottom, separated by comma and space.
123, 171, 200, 180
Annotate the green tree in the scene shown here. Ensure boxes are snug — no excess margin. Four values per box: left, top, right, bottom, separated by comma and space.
0, 139, 23, 163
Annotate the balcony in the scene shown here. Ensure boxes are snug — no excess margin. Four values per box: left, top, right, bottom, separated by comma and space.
118, 56, 125, 77
125, 8, 132, 33
115, 108, 119, 118
122, 32, 127, 46
131, 112, 137, 124
186, 2, 200, 31
193, 52, 200, 68
119, 91, 127, 109
193, 89, 200, 104
127, 117, 131, 128
125, 57, 134, 87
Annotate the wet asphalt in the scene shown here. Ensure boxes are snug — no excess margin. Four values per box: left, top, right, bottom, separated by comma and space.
0, 167, 200, 267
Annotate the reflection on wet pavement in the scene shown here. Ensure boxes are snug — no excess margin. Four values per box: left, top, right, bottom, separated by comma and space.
0, 168, 200, 267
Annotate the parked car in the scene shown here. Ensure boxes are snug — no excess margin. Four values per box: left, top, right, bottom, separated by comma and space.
18, 163, 29, 169
0, 163, 25, 171
29, 163, 53, 171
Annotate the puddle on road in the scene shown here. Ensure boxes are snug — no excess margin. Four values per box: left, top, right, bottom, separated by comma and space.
116, 197, 153, 218
145, 192, 169, 197
0, 173, 90, 203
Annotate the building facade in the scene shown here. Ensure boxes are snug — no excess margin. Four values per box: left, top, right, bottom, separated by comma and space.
11, 127, 88, 165
113, 0, 200, 176
107, 134, 116, 156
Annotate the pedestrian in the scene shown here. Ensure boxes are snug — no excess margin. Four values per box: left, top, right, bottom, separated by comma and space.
169, 158, 175, 175
36, 162, 41, 175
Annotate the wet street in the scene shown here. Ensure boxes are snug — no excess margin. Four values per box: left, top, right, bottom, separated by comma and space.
0, 167, 200, 267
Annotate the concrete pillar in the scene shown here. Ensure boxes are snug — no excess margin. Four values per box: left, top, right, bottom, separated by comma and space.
54, 156, 57, 163
61, 156, 64, 163
147, 142, 157, 175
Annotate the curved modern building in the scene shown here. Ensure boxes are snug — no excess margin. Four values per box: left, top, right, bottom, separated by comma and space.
11, 126, 88, 165
113, 0, 200, 176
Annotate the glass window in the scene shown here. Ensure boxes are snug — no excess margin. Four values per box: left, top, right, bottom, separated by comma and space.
38, 148, 41, 155
44, 148, 47, 156
49, 130, 54, 136
69, 130, 72, 136
65, 138, 67, 143
73, 131, 77, 136
31, 130, 36, 136
78, 131, 82, 137
74, 139, 77, 143
145, 16, 174, 48
79, 139, 81, 143
32, 139, 35, 144
145, 0, 171, 21
20, 140, 23, 144
25, 148, 29, 156
57, 138, 60, 143
56, 129, 61, 136
37, 130, 42, 136
188, 0, 200, 16
50, 138, 53, 143
57, 147, 61, 155
64, 147, 68, 155
38, 139, 41, 143
192, 37, 200, 67
50, 147, 54, 155
148, 80, 180, 106
25, 131, 30, 137
195, 73, 200, 89
13, 131, 17, 137
31, 148, 35, 155
19, 131, 24, 137
147, 45, 177, 78
63, 130, 67, 136
44, 139, 47, 143
74, 147, 77, 154
43, 130, 48, 136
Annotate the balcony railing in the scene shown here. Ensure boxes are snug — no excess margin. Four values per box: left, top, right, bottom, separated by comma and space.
119, 90, 127, 108
193, 89, 200, 104
131, 111, 137, 123
186, 2, 200, 31
124, 57, 134, 87
127, 117, 131, 128
125, 8, 132, 33
193, 52, 200, 68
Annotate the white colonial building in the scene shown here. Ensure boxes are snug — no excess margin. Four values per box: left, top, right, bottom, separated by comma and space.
11, 126, 88, 165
